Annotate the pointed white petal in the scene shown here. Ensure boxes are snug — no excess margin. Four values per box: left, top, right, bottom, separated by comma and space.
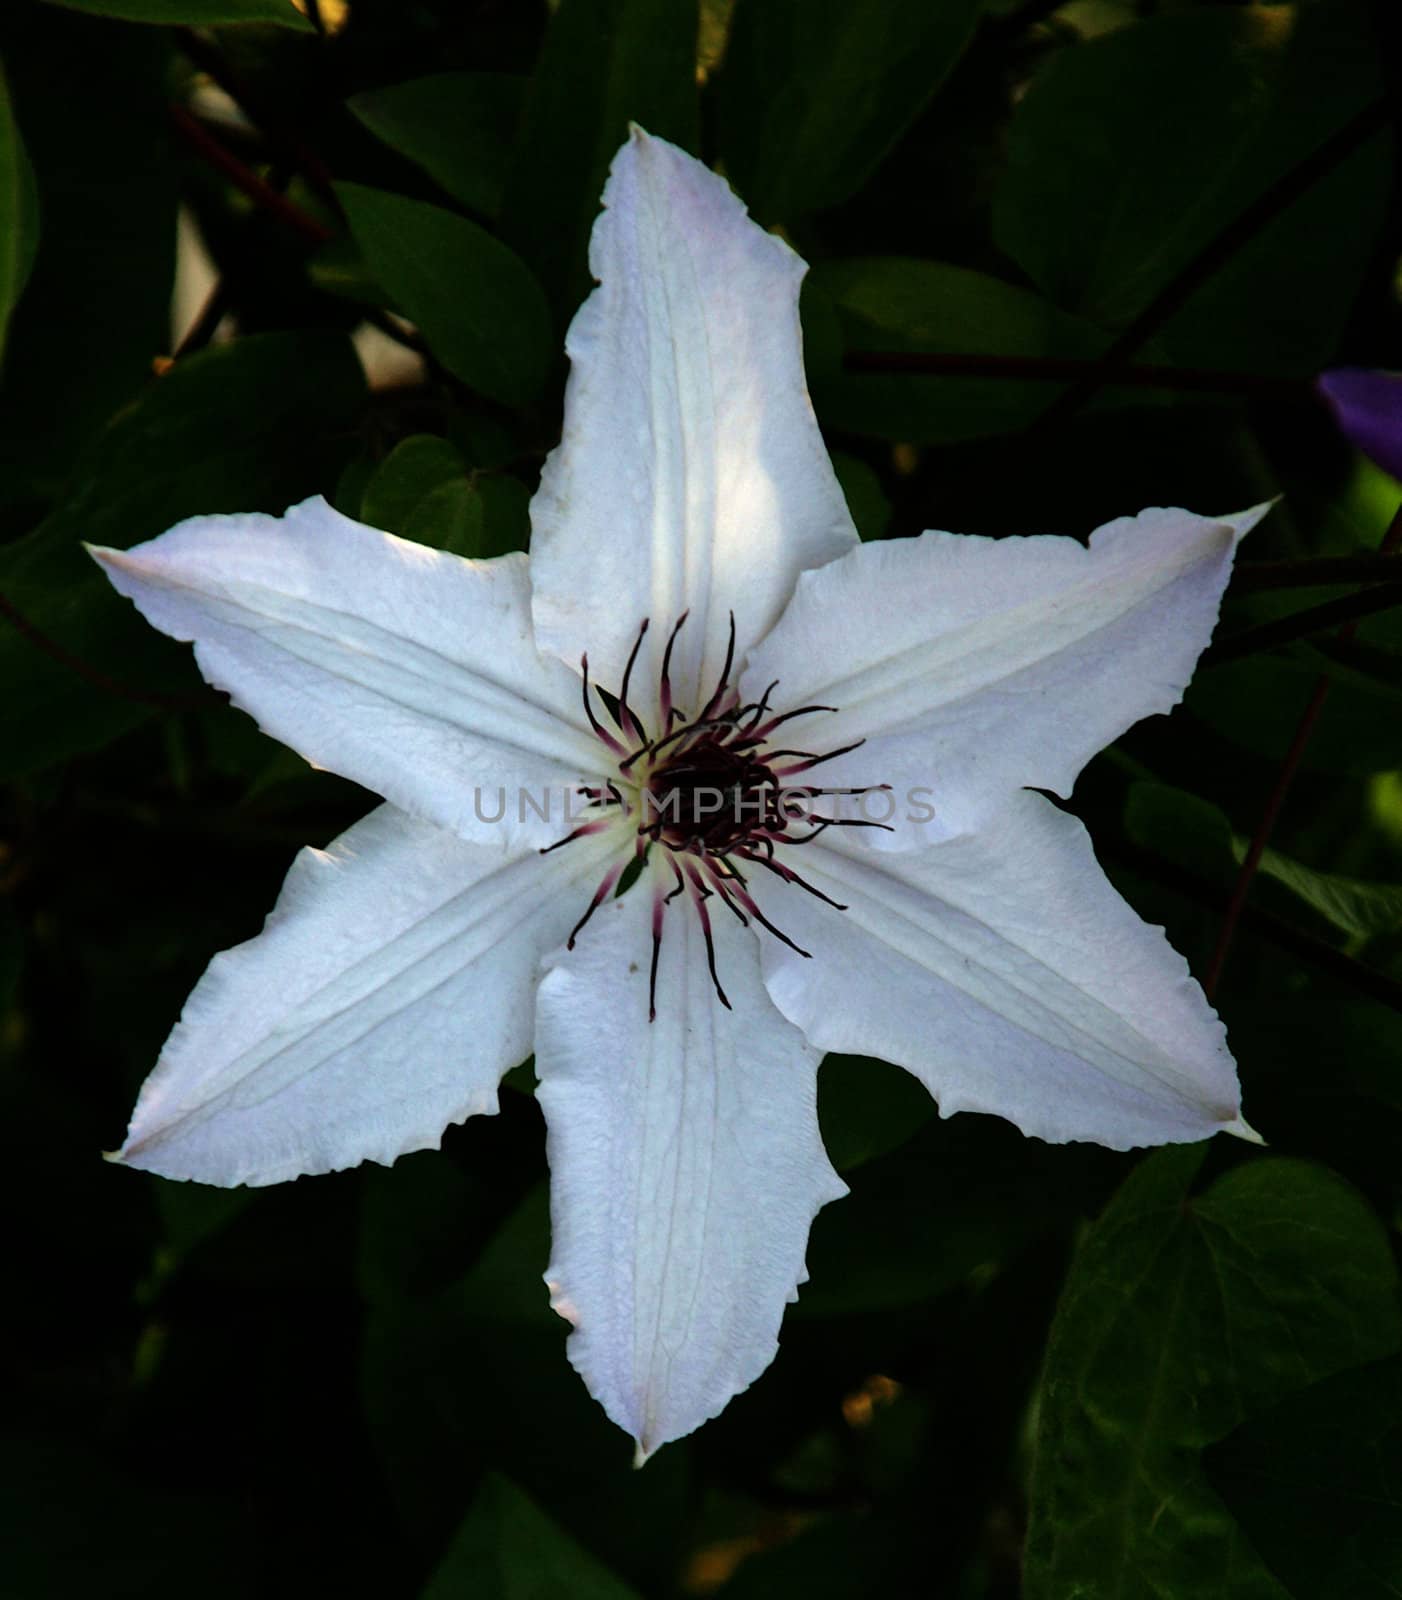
114, 805, 618, 1186
534, 870, 846, 1457
742, 504, 1269, 843
91, 497, 601, 848
752, 791, 1244, 1150
530, 128, 856, 711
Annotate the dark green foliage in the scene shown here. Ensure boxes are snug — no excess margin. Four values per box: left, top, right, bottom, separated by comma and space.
719, 0, 984, 223
420, 1474, 645, 1599
336, 183, 552, 408
1205, 1354, 1402, 1600
994, 2, 1389, 374
0, 7, 176, 507
0, 332, 365, 775
0, 56, 39, 369
499, 0, 701, 317
357, 433, 530, 557
1024, 1147, 1402, 1597
808, 257, 1132, 443
3, 0, 1400, 1595
349, 73, 525, 220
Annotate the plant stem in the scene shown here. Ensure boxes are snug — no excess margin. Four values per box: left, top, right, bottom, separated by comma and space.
168, 104, 332, 246
1204, 502, 1402, 997
0, 590, 216, 714
1112, 840, 1402, 1018
1233, 555, 1402, 591
843, 349, 1289, 395
1025, 96, 1390, 437
1203, 583, 1402, 667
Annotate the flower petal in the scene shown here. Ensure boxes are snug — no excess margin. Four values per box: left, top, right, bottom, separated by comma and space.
742, 504, 1269, 842
91, 497, 601, 848
534, 868, 846, 1459
112, 804, 617, 1186
529, 127, 857, 710
752, 790, 1243, 1150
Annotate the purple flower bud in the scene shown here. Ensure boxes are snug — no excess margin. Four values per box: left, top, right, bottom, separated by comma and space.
1317, 368, 1402, 481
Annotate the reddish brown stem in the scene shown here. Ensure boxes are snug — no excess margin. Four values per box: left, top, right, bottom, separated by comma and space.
0, 589, 214, 714
1204, 502, 1402, 998
168, 104, 333, 246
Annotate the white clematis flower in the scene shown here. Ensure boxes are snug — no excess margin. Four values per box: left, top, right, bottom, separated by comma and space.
91, 127, 1263, 1462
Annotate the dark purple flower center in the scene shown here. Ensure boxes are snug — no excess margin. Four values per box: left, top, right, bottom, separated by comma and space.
542, 612, 890, 1019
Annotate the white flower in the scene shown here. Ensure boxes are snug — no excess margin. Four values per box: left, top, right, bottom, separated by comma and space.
91, 128, 1263, 1462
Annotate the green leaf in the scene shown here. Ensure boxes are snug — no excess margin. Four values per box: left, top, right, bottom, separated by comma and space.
719, 0, 982, 221
348, 73, 524, 219
399, 481, 487, 558
1204, 1353, 1402, 1600
420, 1474, 643, 1600
1123, 781, 1235, 886
1126, 778, 1402, 944
1245, 846, 1402, 942
39, 0, 310, 25
358, 434, 469, 536
994, 4, 1389, 375
0, 9, 176, 507
1023, 1147, 1402, 1600
499, 0, 700, 316
0, 55, 39, 372
336, 182, 551, 410
355, 435, 531, 558
0, 332, 365, 777
809, 258, 1140, 444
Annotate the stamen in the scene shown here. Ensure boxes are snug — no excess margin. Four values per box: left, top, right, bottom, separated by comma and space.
778, 816, 895, 844
580, 654, 628, 756
739, 680, 781, 734
701, 857, 811, 958
694, 611, 737, 726
566, 863, 623, 948
738, 849, 849, 910
730, 891, 811, 958
748, 702, 838, 742
616, 618, 650, 743
771, 739, 871, 776
645, 857, 690, 1020
698, 855, 749, 923
683, 859, 731, 1011
635, 707, 745, 767
539, 816, 613, 855
648, 889, 665, 1023
658, 611, 689, 729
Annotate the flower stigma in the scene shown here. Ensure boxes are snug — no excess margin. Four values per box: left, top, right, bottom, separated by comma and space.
541, 612, 893, 1020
